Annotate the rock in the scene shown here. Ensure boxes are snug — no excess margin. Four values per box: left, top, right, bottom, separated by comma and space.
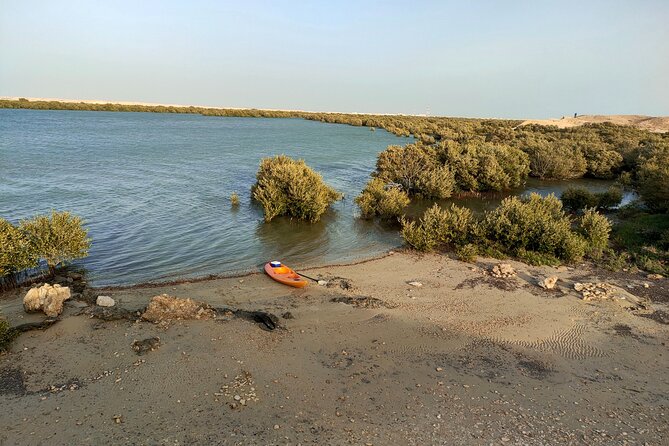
408, 281, 423, 288
647, 274, 664, 280
67, 272, 83, 281
141, 294, 215, 323
131, 337, 161, 355
281, 312, 294, 319
96, 296, 115, 307
317, 280, 328, 286
491, 263, 516, 278
23, 284, 71, 317
539, 276, 559, 290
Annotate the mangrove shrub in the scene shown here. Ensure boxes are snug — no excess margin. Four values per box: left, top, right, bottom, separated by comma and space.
252, 155, 342, 222
0, 218, 36, 277
636, 145, 669, 212
480, 194, 587, 263
19, 211, 91, 274
440, 141, 530, 191
400, 204, 475, 251
355, 178, 410, 220
561, 186, 623, 212
578, 208, 612, 255
375, 144, 455, 199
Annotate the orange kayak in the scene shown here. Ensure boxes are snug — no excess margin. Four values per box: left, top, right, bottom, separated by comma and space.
264, 261, 308, 288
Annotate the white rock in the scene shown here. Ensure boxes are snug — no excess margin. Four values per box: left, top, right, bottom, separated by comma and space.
408, 281, 423, 288
96, 295, 116, 307
539, 276, 558, 290
317, 280, 328, 286
23, 283, 71, 317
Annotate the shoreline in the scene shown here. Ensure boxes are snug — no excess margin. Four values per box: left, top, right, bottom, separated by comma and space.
1, 251, 667, 444
91, 249, 400, 292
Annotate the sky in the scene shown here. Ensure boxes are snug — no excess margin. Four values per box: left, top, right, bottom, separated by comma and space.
1, 0, 668, 118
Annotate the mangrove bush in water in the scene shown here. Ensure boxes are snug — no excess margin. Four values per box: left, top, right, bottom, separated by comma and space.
1, 211, 91, 281
252, 155, 342, 223
0, 218, 36, 277
355, 178, 410, 221
561, 186, 623, 213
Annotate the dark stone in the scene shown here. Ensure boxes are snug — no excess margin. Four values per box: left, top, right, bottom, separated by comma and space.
132, 337, 161, 355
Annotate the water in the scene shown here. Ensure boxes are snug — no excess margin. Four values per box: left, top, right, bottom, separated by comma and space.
407, 177, 635, 217
0, 109, 410, 286
1, 109, 632, 286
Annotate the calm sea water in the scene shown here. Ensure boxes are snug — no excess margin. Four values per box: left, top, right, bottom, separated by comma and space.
0, 109, 630, 286
0, 109, 410, 286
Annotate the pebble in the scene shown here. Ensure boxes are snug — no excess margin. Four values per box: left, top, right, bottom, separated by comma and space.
408, 281, 423, 287
273, 424, 280, 430
96, 295, 115, 307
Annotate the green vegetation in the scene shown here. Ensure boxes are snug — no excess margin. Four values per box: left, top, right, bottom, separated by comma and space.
440, 140, 530, 191
1, 211, 91, 284
0, 218, 36, 277
401, 194, 599, 266
400, 204, 475, 252
635, 144, 669, 212
578, 208, 612, 257
4, 99, 668, 274
560, 186, 623, 212
456, 244, 478, 263
20, 211, 91, 275
252, 155, 342, 222
610, 208, 669, 275
374, 144, 454, 198
230, 192, 240, 207
355, 178, 410, 221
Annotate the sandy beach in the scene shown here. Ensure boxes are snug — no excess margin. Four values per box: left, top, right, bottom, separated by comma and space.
1, 252, 667, 445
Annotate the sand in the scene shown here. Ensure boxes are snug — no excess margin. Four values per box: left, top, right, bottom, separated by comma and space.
1, 252, 668, 445
520, 115, 669, 133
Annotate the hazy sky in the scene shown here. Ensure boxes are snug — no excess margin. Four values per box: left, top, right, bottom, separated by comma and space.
1, 0, 667, 118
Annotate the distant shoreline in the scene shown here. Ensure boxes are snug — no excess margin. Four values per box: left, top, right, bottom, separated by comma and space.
2, 97, 667, 132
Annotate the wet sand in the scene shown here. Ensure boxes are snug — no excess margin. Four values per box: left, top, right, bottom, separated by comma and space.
1, 252, 668, 445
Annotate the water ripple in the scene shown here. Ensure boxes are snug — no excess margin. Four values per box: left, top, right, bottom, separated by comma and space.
1, 109, 408, 286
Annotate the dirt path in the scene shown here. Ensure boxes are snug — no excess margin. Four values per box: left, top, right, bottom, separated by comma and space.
1, 252, 668, 445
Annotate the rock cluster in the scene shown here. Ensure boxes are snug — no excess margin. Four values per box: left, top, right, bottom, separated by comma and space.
23, 284, 71, 317
574, 282, 615, 301
217, 371, 259, 409
491, 263, 516, 278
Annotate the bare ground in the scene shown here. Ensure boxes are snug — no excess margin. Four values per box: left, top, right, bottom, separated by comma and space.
519, 115, 669, 133
1, 252, 668, 445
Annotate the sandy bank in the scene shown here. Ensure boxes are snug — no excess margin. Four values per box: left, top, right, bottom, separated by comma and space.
1, 252, 668, 445
520, 115, 669, 133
